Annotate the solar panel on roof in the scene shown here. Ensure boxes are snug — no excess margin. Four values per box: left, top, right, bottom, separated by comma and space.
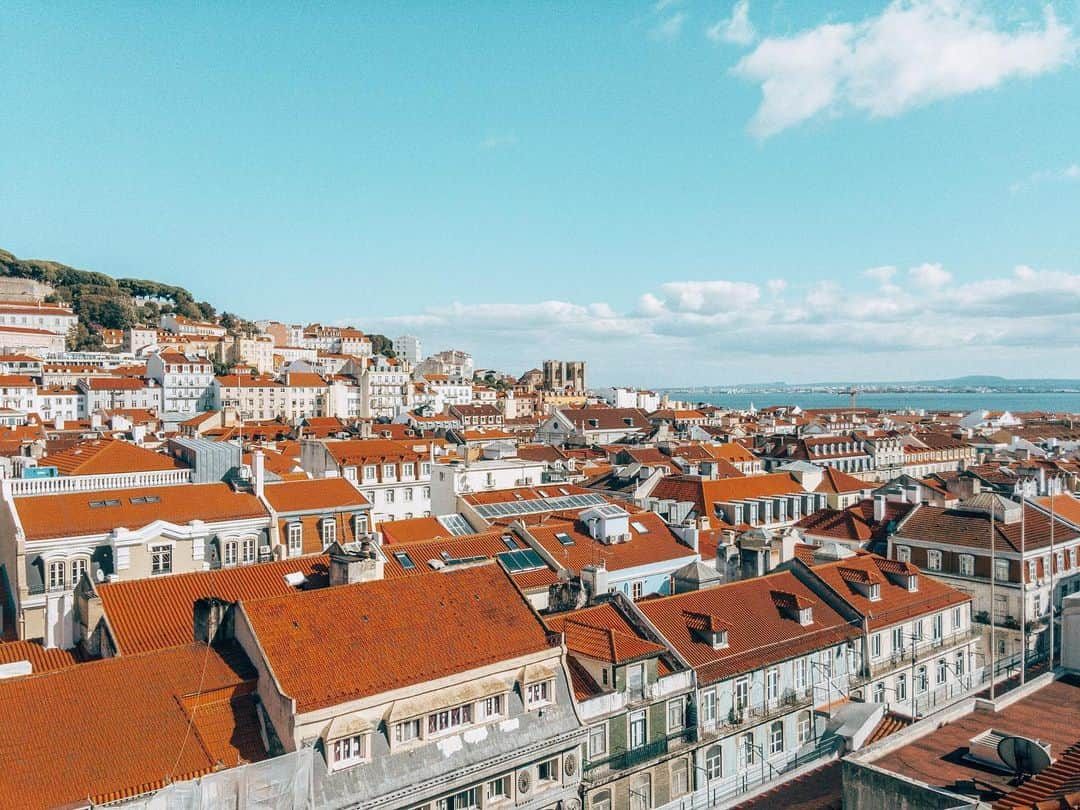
496, 548, 546, 573
437, 514, 474, 536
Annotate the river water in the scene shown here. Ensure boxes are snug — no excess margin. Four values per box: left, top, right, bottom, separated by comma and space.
664, 391, 1080, 414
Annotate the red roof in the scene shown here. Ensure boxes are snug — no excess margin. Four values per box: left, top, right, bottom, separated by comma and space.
638, 570, 860, 684
240, 563, 554, 712
0, 643, 262, 809
0, 639, 79, 675
545, 603, 667, 665
38, 438, 187, 476
15, 483, 268, 541
262, 477, 369, 513
96, 556, 330, 654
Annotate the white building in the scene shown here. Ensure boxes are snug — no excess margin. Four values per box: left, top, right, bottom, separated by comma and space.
146, 351, 214, 414
393, 334, 422, 365
429, 455, 547, 516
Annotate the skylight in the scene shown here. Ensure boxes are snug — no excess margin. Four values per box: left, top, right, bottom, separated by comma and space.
393, 552, 416, 571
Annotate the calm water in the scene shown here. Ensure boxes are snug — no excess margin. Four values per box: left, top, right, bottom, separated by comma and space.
665, 391, 1080, 414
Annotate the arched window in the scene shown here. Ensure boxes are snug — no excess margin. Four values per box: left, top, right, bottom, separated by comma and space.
241, 537, 256, 564
70, 558, 88, 587
224, 540, 238, 566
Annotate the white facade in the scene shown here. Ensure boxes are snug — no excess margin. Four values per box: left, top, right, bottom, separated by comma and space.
429, 457, 547, 516
393, 334, 422, 365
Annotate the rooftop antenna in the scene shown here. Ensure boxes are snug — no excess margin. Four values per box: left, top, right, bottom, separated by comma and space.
997, 735, 1052, 782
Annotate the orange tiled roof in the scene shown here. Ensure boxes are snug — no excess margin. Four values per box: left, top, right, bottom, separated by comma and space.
545, 603, 667, 665
322, 438, 424, 465
815, 467, 873, 495
638, 570, 860, 684
96, 556, 330, 654
0, 643, 262, 810
0, 639, 79, 675
15, 482, 268, 541
38, 438, 187, 476
240, 563, 553, 712
813, 555, 969, 631
262, 477, 368, 513
379, 516, 453, 544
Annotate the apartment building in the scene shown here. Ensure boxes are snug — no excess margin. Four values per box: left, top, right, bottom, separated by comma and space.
0, 480, 270, 648
235, 562, 587, 809
300, 438, 433, 525
77, 377, 163, 417
638, 571, 862, 803
545, 597, 697, 810
146, 351, 214, 413
538, 408, 652, 446
0, 300, 78, 335
888, 492, 1080, 661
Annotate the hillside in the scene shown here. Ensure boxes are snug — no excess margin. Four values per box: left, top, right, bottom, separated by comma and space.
0, 248, 394, 356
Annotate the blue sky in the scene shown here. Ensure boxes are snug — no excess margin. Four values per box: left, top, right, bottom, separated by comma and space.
2, 1, 1079, 386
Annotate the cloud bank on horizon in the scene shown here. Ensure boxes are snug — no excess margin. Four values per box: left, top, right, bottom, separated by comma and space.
359, 264, 1080, 387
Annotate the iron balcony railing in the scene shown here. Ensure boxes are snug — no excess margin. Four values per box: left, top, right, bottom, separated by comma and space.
584, 729, 697, 776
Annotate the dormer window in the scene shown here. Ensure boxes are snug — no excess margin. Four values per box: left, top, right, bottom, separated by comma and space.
868, 584, 880, 602
798, 607, 813, 626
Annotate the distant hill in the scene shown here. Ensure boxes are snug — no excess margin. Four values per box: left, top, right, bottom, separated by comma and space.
0, 247, 395, 356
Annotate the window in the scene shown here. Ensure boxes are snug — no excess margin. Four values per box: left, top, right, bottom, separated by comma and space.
629, 772, 652, 810
241, 536, 256, 563
795, 658, 808, 692
871, 633, 882, 659
927, 550, 942, 571
892, 626, 903, 654
70, 558, 87, 587
667, 699, 684, 732
288, 523, 303, 556
385, 489, 395, 504
537, 757, 559, 782
916, 665, 928, 694
394, 551, 416, 571
952, 607, 962, 631
427, 703, 473, 735
631, 520, 650, 534
670, 758, 689, 797
422, 486, 430, 499
402, 462, 415, 478
478, 694, 503, 721
797, 710, 813, 745
702, 689, 717, 724
592, 791, 612, 810
485, 777, 510, 802
363, 465, 377, 482
873, 682, 886, 703
705, 745, 722, 779
769, 720, 784, 755
937, 657, 948, 684
955, 650, 966, 677
383, 463, 396, 479
1034, 593, 1042, 617
526, 679, 552, 708
404, 487, 414, 502
629, 710, 647, 749
151, 545, 172, 575
932, 614, 943, 641
353, 514, 368, 536
959, 554, 975, 576
437, 788, 478, 810
738, 733, 756, 768
395, 718, 421, 744
734, 677, 749, 711
47, 560, 66, 591
632, 580, 644, 599
995, 558, 1010, 582
331, 734, 366, 768
421, 462, 431, 476
627, 663, 644, 694
896, 674, 908, 701
321, 519, 336, 547
766, 667, 780, 702
896, 545, 911, 563
588, 724, 607, 758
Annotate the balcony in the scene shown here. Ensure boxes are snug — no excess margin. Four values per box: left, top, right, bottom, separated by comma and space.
718, 689, 815, 734
583, 729, 697, 778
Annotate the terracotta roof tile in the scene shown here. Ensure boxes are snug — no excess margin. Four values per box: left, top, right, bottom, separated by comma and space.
96, 556, 330, 654
240, 563, 554, 712
38, 438, 187, 476
262, 477, 369, 513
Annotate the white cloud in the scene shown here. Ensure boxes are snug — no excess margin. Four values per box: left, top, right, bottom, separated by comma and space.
707, 0, 756, 46
359, 263, 1080, 385
864, 265, 897, 283
653, 11, 688, 40
1012, 162, 1080, 192
733, 1, 1077, 137
908, 262, 952, 288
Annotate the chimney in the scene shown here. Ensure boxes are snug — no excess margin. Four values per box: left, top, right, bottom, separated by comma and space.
193, 597, 235, 646
580, 563, 609, 599
252, 450, 265, 498
329, 542, 384, 585
873, 493, 886, 523
53, 416, 64, 431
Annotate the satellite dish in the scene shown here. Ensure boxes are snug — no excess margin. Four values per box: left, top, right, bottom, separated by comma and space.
998, 735, 1052, 777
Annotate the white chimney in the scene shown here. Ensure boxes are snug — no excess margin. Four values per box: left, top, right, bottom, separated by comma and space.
252, 450, 265, 498
53, 416, 64, 431
581, 563, 609, 598
873, 493, 886, 523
